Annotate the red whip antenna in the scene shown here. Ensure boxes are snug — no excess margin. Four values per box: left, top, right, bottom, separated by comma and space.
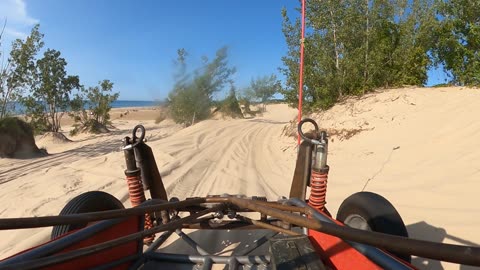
297, 0, 306, 145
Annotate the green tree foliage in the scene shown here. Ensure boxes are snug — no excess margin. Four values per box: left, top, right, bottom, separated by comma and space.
281, 0, 437, 111
86, 80, 118, 126
23, 49, 80, 133
167, 47, 236, 126
2, 24, 121, 135
218, 82, 243, 118
245, 74, 281, 112
0, 117, 34, 139
0, 24, 44, 119
70, 80, 119, 135
435, 0, 480, 85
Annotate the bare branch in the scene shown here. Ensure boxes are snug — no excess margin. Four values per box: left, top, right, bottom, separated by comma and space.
0, 18, 6, 41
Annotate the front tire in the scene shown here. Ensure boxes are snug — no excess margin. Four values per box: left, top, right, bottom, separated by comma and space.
51, 191, 124, 239
336, 191, 411, 263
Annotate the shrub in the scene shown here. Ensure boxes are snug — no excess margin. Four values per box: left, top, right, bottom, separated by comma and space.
70, 80, 118, 135
218, 86, 243, 118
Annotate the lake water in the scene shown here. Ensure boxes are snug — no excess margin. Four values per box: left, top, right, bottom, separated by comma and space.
8, 100, 162, 115
110, 100, 161, 108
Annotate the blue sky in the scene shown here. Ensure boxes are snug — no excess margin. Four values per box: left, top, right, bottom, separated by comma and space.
1, 0, 447, 101
1, 0, 298, 101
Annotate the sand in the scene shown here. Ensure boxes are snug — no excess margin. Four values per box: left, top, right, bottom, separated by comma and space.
0, 88, 479, 269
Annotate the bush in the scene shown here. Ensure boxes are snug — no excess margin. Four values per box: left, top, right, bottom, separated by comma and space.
155, 109, 170, 124
69, 80, 118, 135
218, 86, 243, 118
0, 117, 44, 158
70, 119, 109, 136
169, 85, 211, 126
0, 117, 34, 138
167, 47, 235, 126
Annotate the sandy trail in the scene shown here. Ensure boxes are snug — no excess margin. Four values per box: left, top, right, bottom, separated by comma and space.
158, 117, 295, 200
0, 104, 297, 259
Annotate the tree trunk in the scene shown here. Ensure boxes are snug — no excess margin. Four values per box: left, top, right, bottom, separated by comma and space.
50, 100, 57, 132
0, 87, 13, 119
329, 8, 342, 97
330, 11, 340, 72
0, 99, 7, 119
364, 0, 370, 92
0, 62, 12, 119
56, 112, 63, 133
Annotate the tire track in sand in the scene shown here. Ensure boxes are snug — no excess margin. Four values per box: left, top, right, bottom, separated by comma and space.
154, 117, 295, 200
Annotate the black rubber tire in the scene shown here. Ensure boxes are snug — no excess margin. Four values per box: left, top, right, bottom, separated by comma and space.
51, 191, 124, 240
336, 191, 411, 263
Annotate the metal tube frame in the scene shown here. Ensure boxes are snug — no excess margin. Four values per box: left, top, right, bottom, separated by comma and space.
1, 195, 480, 268
0, 206, 222, 270
144, 252, 271, 266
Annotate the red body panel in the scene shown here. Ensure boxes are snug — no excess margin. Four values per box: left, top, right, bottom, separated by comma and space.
307, 209, 418, 269
309, 229, 382, 270
308, 209, 385, 270
2, 217, 140, 270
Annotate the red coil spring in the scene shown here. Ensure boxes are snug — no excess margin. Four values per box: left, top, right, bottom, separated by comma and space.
308, 170, 328, 212
126, 174, 154, 244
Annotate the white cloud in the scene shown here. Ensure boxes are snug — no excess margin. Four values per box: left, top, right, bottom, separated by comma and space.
0, 0, 38, 40
4, 27, 28, 39
0, 0, 38, 25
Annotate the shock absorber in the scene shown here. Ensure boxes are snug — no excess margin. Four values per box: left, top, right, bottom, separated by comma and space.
298, 119, 329, 212
123, 132, 154, 244
308, 131, 329, 212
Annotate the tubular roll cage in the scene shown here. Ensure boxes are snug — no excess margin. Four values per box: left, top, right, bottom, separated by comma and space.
0, 196, 479, 270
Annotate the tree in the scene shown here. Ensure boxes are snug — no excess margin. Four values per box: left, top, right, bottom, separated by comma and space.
167, 46, 236, 126
435, 0, 480, 86
280, 0, 437, 111
391, 0, 437, 86
246, 74, 280, 112
24, 49, 80, 133
86, 80, 118, 126
0, 24, 44, 119
70, 80, 119, 135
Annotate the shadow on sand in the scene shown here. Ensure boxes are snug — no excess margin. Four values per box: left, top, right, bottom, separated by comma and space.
247, 118, 289, 125
0, 123, 175, 184
407, 221, 480, 270
0, 131, 126, 184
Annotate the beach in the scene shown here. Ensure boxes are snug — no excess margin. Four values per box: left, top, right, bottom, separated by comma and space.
1, 87, 479, 269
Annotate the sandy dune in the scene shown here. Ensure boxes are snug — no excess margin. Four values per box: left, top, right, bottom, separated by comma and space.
310, 87, 480, 270
1, 88, 480, 269
0, 105, 298, 260
157, 106, 296, 200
